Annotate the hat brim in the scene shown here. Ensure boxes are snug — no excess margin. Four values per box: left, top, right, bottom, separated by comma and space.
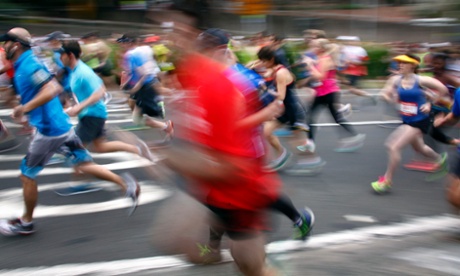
393, 55, 420, 65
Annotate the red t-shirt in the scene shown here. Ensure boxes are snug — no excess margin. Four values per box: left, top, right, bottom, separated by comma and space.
175, 53, 280, 210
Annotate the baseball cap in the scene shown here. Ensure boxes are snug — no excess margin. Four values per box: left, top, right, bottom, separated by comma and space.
0, 29, 32, 47
196, 28, 230, 50
44, 31, 70, 42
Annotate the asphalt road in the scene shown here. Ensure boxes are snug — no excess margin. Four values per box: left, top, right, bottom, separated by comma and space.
0, 91, 459, 275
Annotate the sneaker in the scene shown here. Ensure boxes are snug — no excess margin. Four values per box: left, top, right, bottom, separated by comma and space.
297, 140, 316, 153
196, 243, 223, 264
285, 158, 326, 176
292, 122, 310, 132
136, 138, 156, 162
265, 148, 292, 172
337, 103, 352, 118
294, 207, 315, 241
335, 133, 366, 152
163, 120, 174, 141
437, 152, 448, 170
371, 176, 392, 194
0, 218, 35, 236
122, 172, 140, 216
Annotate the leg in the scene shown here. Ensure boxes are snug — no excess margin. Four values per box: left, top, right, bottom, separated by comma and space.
326, 93, 357, 137
75, 162, 127, 192
263, 120, 283, 158
20, 175, 38, 223
384, 125, 423, 181
230, 233, 269, 276
91, 137, 139, 155
306, 95, 323, 140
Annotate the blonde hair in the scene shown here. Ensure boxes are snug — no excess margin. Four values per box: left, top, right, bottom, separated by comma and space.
315, 38, 339, 67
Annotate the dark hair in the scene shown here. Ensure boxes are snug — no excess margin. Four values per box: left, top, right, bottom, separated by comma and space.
273, 34, 285, 42
60, 40, 81, 59
257, 46, 280, 65
432, 52, 449, 61
404, 52, 420, 73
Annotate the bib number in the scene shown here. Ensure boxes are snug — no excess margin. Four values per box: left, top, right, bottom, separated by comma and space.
399, 101, 417, 116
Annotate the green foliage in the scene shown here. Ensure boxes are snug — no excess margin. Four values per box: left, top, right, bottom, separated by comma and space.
363, 45, 390, 79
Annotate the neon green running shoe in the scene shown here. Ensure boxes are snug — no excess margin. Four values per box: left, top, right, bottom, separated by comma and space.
371, 176, 392, 194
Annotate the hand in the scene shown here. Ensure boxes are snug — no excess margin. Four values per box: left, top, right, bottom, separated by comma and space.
11, 105, 25, 120
420, 102, 431, 114
65, 105, 81, 117
264, 100, 284, 120
433, 113, 445, 128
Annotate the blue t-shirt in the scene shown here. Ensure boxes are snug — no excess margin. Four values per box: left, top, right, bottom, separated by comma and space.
14, 50, 71, 136
124, 47, 155, 88
69, 60, 107, 119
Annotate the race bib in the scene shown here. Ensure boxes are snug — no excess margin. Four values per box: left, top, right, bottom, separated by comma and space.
399, 101, 418, 116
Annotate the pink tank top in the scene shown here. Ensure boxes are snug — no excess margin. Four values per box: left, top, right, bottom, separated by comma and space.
314, 57, 340, 97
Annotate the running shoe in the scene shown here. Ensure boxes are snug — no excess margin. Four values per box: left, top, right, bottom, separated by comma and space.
338, 103, 352, 118
371, 176, 392, 194
265, 148, 292, 172
285, 159, 326, 176
0, 218, 35, 236
294, 207, 315, 241
122, 172, 140, 216
335, 133, 366, 152
292, 122, 310, 132
136, 138, 156, 162
196, 243, 222, 264
103, 92, 113, 105
163, 120, 174, 141
437, 152, 448, 170
297, 140, 316, 153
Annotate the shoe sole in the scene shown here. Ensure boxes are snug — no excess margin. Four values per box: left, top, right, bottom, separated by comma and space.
54, 184, 103, 196
285, 161, 326, 176
267, 152, 293, 172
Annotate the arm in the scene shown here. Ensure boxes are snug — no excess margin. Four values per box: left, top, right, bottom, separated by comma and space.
379, 75, 398, 103
420, 76, 449, 98
235, 101, 283, 129
66, 85, 105, 117
12, 79, 62, 119
307, 56, 333, 81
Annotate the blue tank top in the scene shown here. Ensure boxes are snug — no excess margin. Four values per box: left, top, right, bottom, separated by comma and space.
396, 75, 429, 123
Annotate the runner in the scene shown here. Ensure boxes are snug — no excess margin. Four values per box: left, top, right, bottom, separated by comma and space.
304, 38, 366, 152
43, 31, 73, 108
337, 36, 376, 103
117, 33, 173, 140
371, 54, 449, 194
189, 29, 314, 263
0, 28, 140, 236
59, 39, 154, 161
257, 45, 320, 172
434, 84, 460, 210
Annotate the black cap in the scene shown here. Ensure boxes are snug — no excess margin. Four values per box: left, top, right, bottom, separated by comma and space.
0, 32, 31, 47
116, 33, 137, 43
44, 31, 69, 42
196, 28, 230, 50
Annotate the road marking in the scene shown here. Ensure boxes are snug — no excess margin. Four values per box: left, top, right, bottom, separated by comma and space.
0, 159, 153, 179
1, 215, 458, 275
394, 248, 460, 275
0, 180, 171, 219
0, 152, 141, 162
343, 215, 378, 223
2, 120, 403, 129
